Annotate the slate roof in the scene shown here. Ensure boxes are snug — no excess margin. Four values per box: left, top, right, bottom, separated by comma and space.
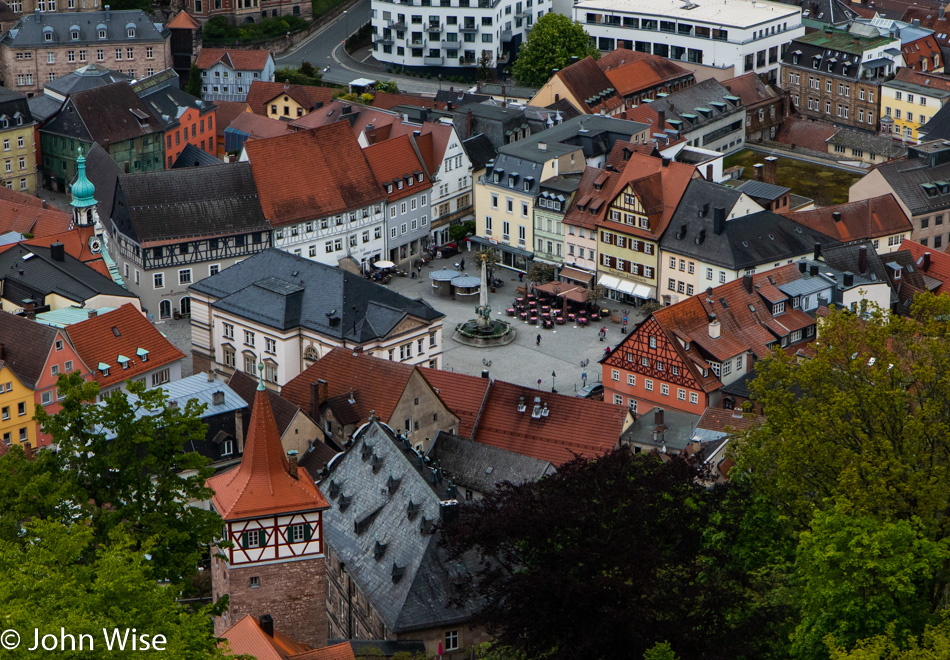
43, 82, 162, 144
0, 310, 60, 387
550, 56, 622, 114
784, 194, 912, 242
44, 64, 131, 99
27, 94, 63, 123
497, 114, 647, 164
171, 143, 222, 169
826, 127, 907, 158
918, 98, 950, 140
434, 89, 489, 108
873, 151, 950, 214
243, 121, 385, 227
66, 303, 184, 388
111, 162, 268, 244
134, 71, 214, 131
82, 142, 121, 221
781, 26, 898, 79
190, 249, 443, 338
281, 347, 418, 426
426, 431, 554, 493
0, 9, 167, 47
244, 81, 335, 117
461, 133, 495, 171
626, 79, 743, 133
320, 420, 477, 634
660, 179, 836, 270
195, 48, 271, 71
208, 384, 329, 520
0, 242, 136, 306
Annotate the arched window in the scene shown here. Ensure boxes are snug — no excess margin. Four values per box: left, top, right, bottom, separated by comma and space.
159, 300, 171, 319
179, 296, 191, 316
303, 346, 319, 361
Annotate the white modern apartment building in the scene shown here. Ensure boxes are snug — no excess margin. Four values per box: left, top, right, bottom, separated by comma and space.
371, 0, 549, 70
574, 0, 804, 83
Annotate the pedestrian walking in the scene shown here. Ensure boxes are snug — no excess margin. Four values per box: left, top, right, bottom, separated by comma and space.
460, 258, 465, 271
536, 333, 542, 346
518, 272, 524, 282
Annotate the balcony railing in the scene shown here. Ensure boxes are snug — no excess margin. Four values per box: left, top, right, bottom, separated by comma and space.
501, 29, 512, 41
424, 55, 444, 65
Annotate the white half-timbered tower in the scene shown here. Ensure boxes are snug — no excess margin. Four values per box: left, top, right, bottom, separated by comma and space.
208, 368, 330, 647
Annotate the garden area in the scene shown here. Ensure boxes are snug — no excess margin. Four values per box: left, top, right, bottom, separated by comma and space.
723, 150, 862, 207
201, 15, 310, 46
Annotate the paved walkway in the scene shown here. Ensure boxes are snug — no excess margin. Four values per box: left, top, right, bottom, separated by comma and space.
387, 254, 645, 394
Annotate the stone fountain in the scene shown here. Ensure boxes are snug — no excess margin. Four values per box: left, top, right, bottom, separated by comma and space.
452, 256, 516, 347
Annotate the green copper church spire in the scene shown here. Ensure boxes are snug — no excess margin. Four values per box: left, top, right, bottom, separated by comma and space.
70, 147, 96, 210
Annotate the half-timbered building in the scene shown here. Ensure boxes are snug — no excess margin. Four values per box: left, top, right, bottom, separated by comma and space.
592, 153, 696, 303
208, 371, 330, 649
603, 264, 826, 415
106, 162, 271, 321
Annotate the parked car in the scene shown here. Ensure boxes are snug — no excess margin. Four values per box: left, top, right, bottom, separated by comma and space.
576, 383, 604, 400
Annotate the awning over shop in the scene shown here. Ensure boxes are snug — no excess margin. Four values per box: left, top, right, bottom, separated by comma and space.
598, 274, 654, 299
468, 235, 534, 258
598, 275, 621, 290
559, 266, 594, 284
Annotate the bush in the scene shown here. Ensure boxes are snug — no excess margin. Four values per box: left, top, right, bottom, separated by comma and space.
203, 14, 309, 44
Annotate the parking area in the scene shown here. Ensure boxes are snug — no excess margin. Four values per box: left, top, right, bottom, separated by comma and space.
388, 254, 647, 394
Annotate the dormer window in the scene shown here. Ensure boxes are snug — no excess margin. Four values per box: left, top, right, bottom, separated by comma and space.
524, 181, 530, 191
1, 117, 8, 129
70, 28, 79, 40
397, 180, 403, 190
773, 302, 786, 314
98, 29, 107, 39
416, 173, 423, 183
15, 114, 22, 126
407, 176, 413, 186
44, 28, 53, 42
127, 27, 135, 38
386, 184, 393, 193
493, 173, 500, 183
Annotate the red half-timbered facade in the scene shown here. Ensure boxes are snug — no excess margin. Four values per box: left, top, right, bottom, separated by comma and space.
208, 376, 330, 648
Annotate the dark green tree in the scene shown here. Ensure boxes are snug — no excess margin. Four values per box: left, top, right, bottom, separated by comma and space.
526, 261, 554, 284
477, 49, 494, 82
511, 14, 599, 86
184, 64, 203, 98
35, 373, 222, 585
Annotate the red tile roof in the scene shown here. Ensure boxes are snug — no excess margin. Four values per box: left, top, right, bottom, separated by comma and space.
902, 33, 943, 72
166, 10, 199, 29
892, 66, 950, 92
695, 407, 765, 434
195, 48, 271, 71
899, 239, 950, 294
369, 91, 446, 111
783, 194, 912, 242
244, 122, 385, 227
418, 367, 490, 438
65, 303, 184, 388
228, 111, 295, 140
20, 226, 109, 277
563, 166, 620, 231
363, 134, 431, 202
214, 101, 250, 138
604, 57, 693, 98
903, 6, 950, 52
291, 642, 356, 660
0, 189, 71, 238
280, 347, 416, 425
208, 385, 329, 520
471, 380, 628, 465
596, 48, 651, 71
244, 81, 335, 117
554, 56, 623, 114
774, 116, 838, 152
220, 615, 311, 660
721, 72, 783, 109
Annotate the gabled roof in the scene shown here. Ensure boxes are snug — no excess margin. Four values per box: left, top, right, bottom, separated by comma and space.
244, 81, 335, 117
426, 431, 555, 493
826, 127, 907, 158
1, 9, 167, 47
190, 249, 443, 339
171, 143, 223, 169
111, 162, 269, 244
244, 122, 385, 227
873, 153, 950, 214
209, 381, 329, 520
218, 615, 312, 660
595, 48, 651, 71
291, 642, 356, 660
226, 111, 294, 140
65, 303, 183, 388
901, 32, 942, 70
82, 142, 121, 221
784, 194, 912, 242
603, 56, 693, 98
695, 408, 765, 434
134, 71, 214, 130
918, 99, 950, 141
721, 72, 784, 108
471, 380, 627, 465
369, 91, 446, 111
320, 421, 478, 633
46, 82, 162, 144
214, 100, 250, 138
281, 348, 417, 426
551, 56, 622, 114
195, 48, 271, 71
626, 78, 743, 131
229, 369, 305, 437
562, 165, 619, 230
20, 225, 109, 277
0, 188, 71, 238
461, 133, 495, 171
418, 367, 490, 438
0, 310, 59, 387
363, 135, 431, 202
895, 239, 950, 294
166, 10, 199, 30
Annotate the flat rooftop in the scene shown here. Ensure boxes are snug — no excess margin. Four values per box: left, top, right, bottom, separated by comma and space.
573, 0, 801, 28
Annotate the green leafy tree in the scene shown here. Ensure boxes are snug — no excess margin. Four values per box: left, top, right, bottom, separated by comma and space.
275, 66, 323, 87
477, 49, 494, 82
475, 247, 500, 281
184, 64, 203, 98
511, 13, 599, 86
35, 373, 222, 585
377, 80, 399, 94
299, 60, 316, 78
644, 642, 680, 660
526, 261, 554, 284
0, 519, 227, 659
828, 616, 950, 659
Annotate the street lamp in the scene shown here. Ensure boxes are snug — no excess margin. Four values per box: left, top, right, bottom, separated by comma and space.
551, 370, 556, 393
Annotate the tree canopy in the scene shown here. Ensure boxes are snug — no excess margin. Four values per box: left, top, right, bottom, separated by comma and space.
511, 14, 599, 87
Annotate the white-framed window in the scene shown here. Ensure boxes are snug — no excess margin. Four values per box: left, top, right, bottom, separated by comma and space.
153, 273, 164, 289
614, 393, 623, 405
223, 323, 234, 339
265, 337, 277, 354
677, 388, 686, 401
445, 631, 459, 652
645, 379, 653, 391
244, 330, 255, 347
689, 392, 699, 404
41, 391, 52, 405
178, 269, 192, 285
627, 374, 636, 386
151, 369, 170, 387
611, 369, 619, 381
245, 529, 261, 548
660, 383, 669, 396
289, 523, 307, 542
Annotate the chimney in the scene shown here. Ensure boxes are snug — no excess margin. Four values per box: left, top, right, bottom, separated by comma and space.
105, 4, 110, 20
858, 245, 868, 274
259, 615, 274, 638
481, 369, 490, 378
654, 407, 664, 426
809, 263, 819, 277
50, 241, 65, 261
913, 18, 920, 27
742, 272, 753, 293
310, 379, 328, 419
23, 299, 35, 320
713, 207, 726, 235
763, 156, 778, 184
287, 450, 299, 479
22, 441, 32, 460
842, 271, 854, 287
466, 109, 473, 138
657, 109, 665, 130
941, 3, 946, 19
923, 252, 932, 271
813, 242, 822, 261
798, 261, 807, 274
207, 370, 215, 382
662, 156, 671, 168
41, 200, 47, 209
706, 163, 714, 180
0, 343, 5, 360
753, 163, 764, 181
87, 309, 98, 319
708, 313, 721, 339
447, 101, 453, 112
832, 211, 842, 223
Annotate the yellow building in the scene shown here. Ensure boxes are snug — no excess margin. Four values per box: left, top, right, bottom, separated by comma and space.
882, 69, 950, 143
0, 88, 38, 195
0, 364, 35, 448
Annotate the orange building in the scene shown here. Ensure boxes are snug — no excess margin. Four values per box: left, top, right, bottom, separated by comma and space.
133, 70, 217, 169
